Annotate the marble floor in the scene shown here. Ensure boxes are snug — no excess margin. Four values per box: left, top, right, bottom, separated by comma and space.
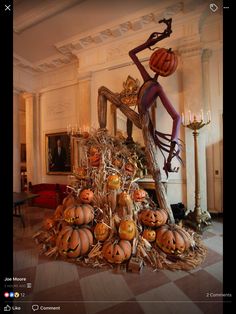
11, 206, 224, 314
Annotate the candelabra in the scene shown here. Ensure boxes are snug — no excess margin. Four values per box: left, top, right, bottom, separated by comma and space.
182, 109, 212, 232
67, 124, 90, 139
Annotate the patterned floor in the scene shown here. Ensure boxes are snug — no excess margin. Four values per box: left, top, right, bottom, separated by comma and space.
10, 206, 224, 314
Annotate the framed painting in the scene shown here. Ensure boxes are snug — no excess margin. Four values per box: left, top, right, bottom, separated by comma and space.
46, 132, 72, 175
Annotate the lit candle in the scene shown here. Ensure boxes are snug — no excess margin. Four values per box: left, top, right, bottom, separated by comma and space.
188, 110, 192, 123
181, 112, 185, 125
200, 109, 204, 122
209, 110, 211, 122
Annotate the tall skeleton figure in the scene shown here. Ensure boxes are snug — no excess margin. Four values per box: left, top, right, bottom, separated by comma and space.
98, 19, 181, 223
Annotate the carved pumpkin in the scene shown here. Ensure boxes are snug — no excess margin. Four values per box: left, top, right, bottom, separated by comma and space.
64, 204, 94, 225
149, 48, 178, 77
102, 240, 131, 264
54, 205, 64, 220
89, 146, 99, 155
142, 229, 156, 242
94, 222, 110, 241
156, 224, 192, 255
43, 218, 55, 230
56, 226, 93, 258
118, 219, 136, 241
62, 194, 76, 210
89, 153, 100, 167
79, 189, 94, 204
124, 163, 136, 176
75, 166, 87, 178
133, 189, 147, 202
139, 209, 168, 227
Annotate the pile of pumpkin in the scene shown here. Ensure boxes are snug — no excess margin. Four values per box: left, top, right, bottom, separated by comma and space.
34, 186, 199, 269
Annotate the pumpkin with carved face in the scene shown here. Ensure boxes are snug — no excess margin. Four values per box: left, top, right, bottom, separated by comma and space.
64, 204, 94, 225
79, 189, 94, 204
124, 163, 136, 176
102, 240, 131, 264
94, 222, 110, 241
143, 229, 156, 242
139, 209, 168, 227
89, 146, 99, 155
89, 153, 100, 167
156, 224, 193, 255
56, 226, 93, 258
133, 189, 147, 202
118, 219, 136, 241
107, 174, 120, 190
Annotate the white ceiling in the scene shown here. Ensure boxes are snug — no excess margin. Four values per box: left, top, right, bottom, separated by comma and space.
13, 0, 160, 64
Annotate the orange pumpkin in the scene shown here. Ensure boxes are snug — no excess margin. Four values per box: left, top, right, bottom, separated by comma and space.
64, 204, 94, 225
149, 48, 178, 77
56, 226, 93, 258
124, 163, 136, 176
107, 174, 120, 190
79, 189, 94, 204
118, 219, 136, 241
89, 153, 100, 167
102, 240, 131, 264
156, 224, 192, 255
143, 229, 156, 242
94, 222, 110, 241
139, 209, 168, 227
43, 218, 55, 230
89, 146, 99, 155
133, 189, 147, 202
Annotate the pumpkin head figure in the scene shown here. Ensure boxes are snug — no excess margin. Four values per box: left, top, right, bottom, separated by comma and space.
94, 222, 110, 241
142, 229, 156, 242
133, 189, 147, 202
64, 204, 94, 225
102, 240, 131, 264
79, 189, 94, 204
107, 174, 120, 190
89, 146, 99, 155
139, 209, 168, 227
149, 48, 178, 77
118, 219, 136, 241
56, 225, 93, 258
156, 224, 193, 255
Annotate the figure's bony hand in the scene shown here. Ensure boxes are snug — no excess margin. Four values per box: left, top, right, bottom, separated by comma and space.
163, 161, 179, 173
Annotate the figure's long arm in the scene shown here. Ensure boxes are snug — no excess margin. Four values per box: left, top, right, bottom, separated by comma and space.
129, 18, 172, 81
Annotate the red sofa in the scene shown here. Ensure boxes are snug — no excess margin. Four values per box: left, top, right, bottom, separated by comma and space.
29, 183, 67, 209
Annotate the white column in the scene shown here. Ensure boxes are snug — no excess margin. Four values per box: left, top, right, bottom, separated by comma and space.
24, 93, 36, 185
13, 89, 21, 192
77, 72, 92, 129
179, 43, 207, 213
